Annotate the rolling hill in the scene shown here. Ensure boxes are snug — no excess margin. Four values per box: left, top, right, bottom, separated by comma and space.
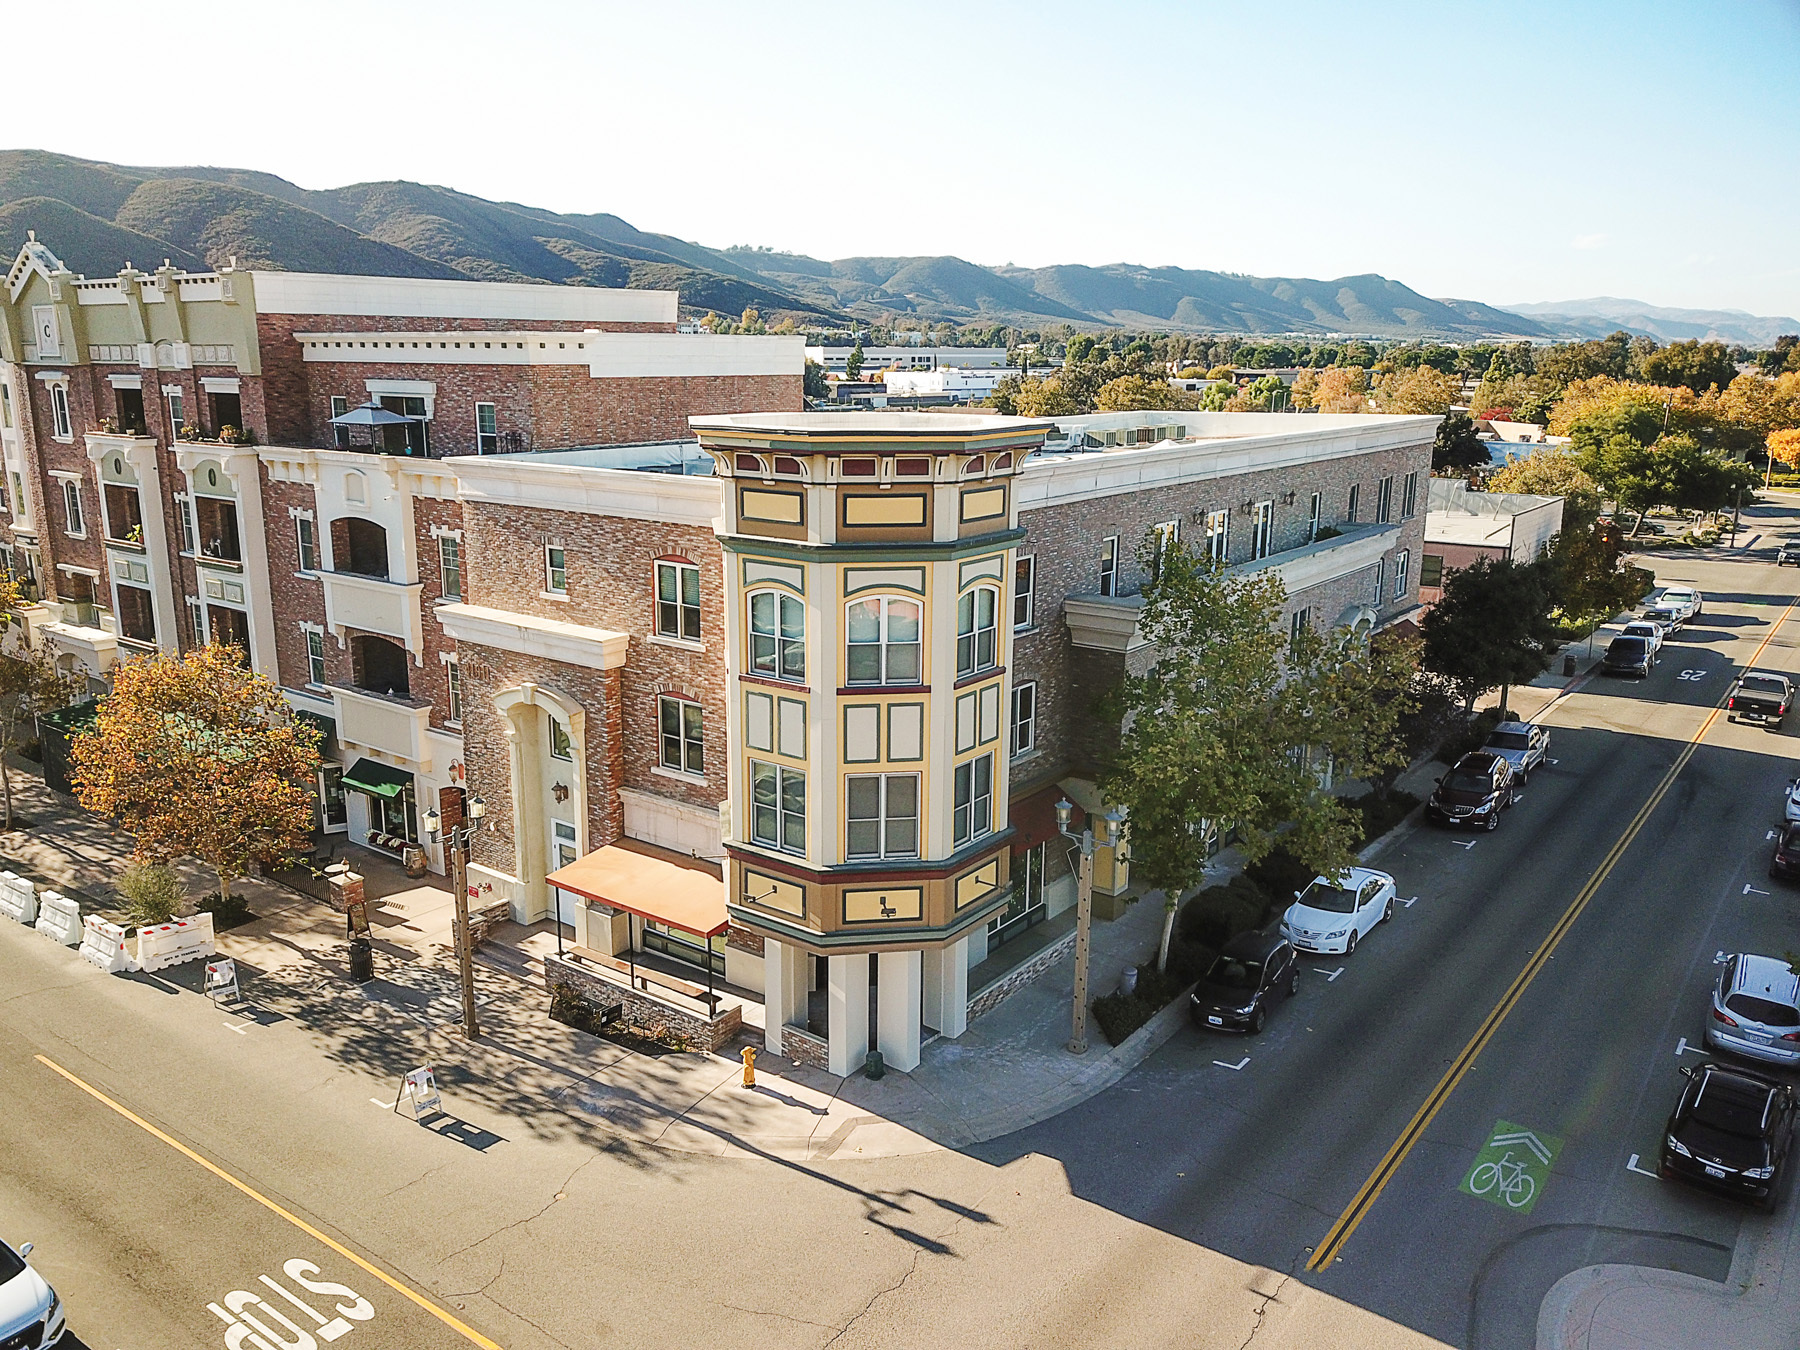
1500, 297, 1800, 346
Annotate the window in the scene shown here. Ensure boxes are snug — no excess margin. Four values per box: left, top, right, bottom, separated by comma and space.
658, 695, 704, 776
1153, 519, 1181, 576
955, 586, 999, 677
50, 384, 71, 440
475, 402, 498, 454
296, 517, 318, 573
194, 497, 241, 562
60, 479, 84, 537
177, 496, 196, 553
1420, 554, 1444, 588
1013, 556, 1035, 630
188, 597, 205, 642
655, 560, 700, 641
439, 535, 462, 600
377, 395, 428, 455
1372, 557, 1385, 602
749, 590, 806, 682
0, 478, 8, 512
1376, 476, 1393, 524
751, 760, 806, 854
10, 474, 24, 522
1308, 492, 1322, 542
1205, 508, 1229, 562
167, 391, 184, 442
846, 774, 919, 859
846, 595, 920, 685
116, 584, 155, 644
1012, 681, 1037, 756
1347, 483, 1360, 523
331, 395, 351, 449
549, 716, 573, 761
1402, 471, 1418, 519
953, 754, 994, 847
445, 659, 463, 724
306, 629, 327, 686
1290, 607, 1311, 646
1252, 501, 1273, 560
1393, 549, 1409, 600
545, 545, 567, 595
1099, 535, 1119, 596
0, 383, 10, 428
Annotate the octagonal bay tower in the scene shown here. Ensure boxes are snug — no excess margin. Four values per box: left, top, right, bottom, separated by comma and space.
692, 412, 1053, 1075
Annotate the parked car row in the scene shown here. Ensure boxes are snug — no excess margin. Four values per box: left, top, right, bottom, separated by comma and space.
1601, 587, 1705, 678
0, 1239, 65, 1349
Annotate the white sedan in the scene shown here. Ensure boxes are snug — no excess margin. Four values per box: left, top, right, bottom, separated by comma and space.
1620, 619, 1666, 656
1784, 778, 1800, 825
1280, 867, 1397, 956
0, 1240, 64, 1348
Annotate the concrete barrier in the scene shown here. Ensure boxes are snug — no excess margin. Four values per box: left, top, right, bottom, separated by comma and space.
34, 891, 81, 946
79, 915, 136, 973
136, 912, 215, 972
0, 871, 37, 925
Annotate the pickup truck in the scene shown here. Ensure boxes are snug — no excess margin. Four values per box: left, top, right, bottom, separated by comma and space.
1728, 672, 1794, 726
1646, 587, 1703, 629
1779, 544, 1800, 567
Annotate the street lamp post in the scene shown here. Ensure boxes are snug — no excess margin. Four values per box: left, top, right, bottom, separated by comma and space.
424, 790, 487, 1039
1055, 799, 1126, 1055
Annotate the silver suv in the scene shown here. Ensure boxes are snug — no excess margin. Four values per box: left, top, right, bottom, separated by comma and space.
1708, 954, 1800, 1067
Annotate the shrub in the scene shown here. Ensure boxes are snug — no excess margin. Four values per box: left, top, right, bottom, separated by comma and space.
196, 890, 252, 929
1243, 847, 1316, 907
119, 862, 182, 928
1091, 963, 1191, 1046
550, 981, 597, 1031
1177, 876, 1269, 952
1441, 707, 1505, 764
1356, 790, 1421, 846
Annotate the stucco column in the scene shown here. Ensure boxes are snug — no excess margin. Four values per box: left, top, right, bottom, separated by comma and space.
877, 949, 923, 1073
763, 938, 807, 1055
923, 937, 969, 1040
827, 953, 869, 1077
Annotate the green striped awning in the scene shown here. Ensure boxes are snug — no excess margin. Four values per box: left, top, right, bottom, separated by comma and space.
340, 758, 413, 799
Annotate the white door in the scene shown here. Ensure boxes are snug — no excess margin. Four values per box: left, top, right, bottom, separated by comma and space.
551, 821, 581, 930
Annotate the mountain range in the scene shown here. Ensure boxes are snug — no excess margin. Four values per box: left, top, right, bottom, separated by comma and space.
0, 150, 1787, 345
1501, 297, 1799, 347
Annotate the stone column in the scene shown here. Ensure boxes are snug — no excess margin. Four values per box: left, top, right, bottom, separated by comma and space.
923, 936, 969, 1039
763, 938, 808, 1056
827, 953, 869, 1077
877, 949, 923, 1073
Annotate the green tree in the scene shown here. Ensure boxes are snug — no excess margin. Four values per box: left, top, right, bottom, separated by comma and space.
1012, 378, 1080, 417
803, 359, 829, 401
845, 342, 865, 381
1095, 374, 1188, 412
1492, 451, 1646, 627
1433, 411, 1489, 471
1104, 541, 1412, 970
1639, 340, 1736, 394
1420, 557, 1560, 715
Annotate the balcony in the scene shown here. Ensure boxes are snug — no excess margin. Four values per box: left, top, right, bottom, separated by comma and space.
328, 684, 434, 770
321, 571, 424, 650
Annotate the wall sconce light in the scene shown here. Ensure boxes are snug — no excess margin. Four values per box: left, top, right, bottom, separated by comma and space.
1239, 499, 1256, 515
1280, 490, 1297, 506
551, 782, 570, 804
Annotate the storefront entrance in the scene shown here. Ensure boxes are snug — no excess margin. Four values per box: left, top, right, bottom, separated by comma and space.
341, 757, 417, 852
643, 920, 726, 976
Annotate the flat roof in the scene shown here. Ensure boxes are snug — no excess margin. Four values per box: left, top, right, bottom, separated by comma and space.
1425, 510, 1514, 548
482, 440, 713, 474
690, 411, 1054, 438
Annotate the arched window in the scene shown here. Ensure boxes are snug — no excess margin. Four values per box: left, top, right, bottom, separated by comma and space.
956, 585, 999, 678
845, 596, 921, 685
748, 590, 805, 682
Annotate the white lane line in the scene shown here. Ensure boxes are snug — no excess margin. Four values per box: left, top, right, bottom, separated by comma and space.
1320, 967, 1345, 982
1717, 951, 1731, 964
1675, 1037, 1705, 1057
1769, 830, 1780, 841
1455, 840, 1478, 851
370, 1098, 390, 1108
1626, 1153, 1662, 1180
1547, 758, 1560, 765
1401, 895, 1418, 908
222, 1022, 248, 1036
1745, 883, 1771, 896
1213, 1056, 1249, 1071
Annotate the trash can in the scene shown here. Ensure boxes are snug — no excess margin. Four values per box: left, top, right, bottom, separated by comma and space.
864, 1050, 886, 1081
1120, 966, 1139, 997
348, 935, 374, 984
1563, 653, 1578, 676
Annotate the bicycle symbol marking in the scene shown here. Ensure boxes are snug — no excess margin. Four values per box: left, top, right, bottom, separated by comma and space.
1466, 1150, 1537, 1209
1461, 1119, 1562, 1215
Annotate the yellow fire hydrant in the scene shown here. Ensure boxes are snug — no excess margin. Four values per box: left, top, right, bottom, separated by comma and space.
741, 1045, 757, 1088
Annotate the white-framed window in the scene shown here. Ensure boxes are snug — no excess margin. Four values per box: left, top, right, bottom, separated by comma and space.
1402, 471, 1418, 519
1099, 535, 1118, 596
1153, 519, 1181, 576
167, 391, 184, 442
1376, 476, 1394, 524
187, 597, 205, 643
0, 479, 8, 513
305, 628, 327, 686
749, 589, 805, 682
1252, 501, 1273, 560
439, 535, 462, 601
1013, 555, 1035, 630
1393, 549, 1409, 600
655, 559, 700, 641
50, 384, 71, 440
846, 595, 921, 685
0, 382, 10, 428
474, 401, 499, 454
846, 773, 919, 859
658, 695, 704, 776
60, 478, 84, 537
176, 495, 196, 554
10, 474, 25, 523
953, 753, 994, 847
330, 395, 351, 449
549, 715, 573, 761
750, 760, 806, 854
956, 585, 999, 678
295, 516, 318, 573
1372, 557, 1385, 602
445, 657, 463, 724
545, 544, 567, 596
1290, 607, 1311, 646
1205, 508, 1229, 562
1347, 483, 1360, 523
1308, 492, 1322, 542
1012, 680, 1037, 756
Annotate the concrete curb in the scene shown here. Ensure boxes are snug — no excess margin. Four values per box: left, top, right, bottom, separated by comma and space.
1534, 1263, 1730, 1350
1357, 805, 1425, 865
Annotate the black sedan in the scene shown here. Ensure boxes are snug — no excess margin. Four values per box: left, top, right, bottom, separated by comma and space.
1190, 931, 1298, 1035
1772, 822, 1800, 881
1426, 751, 1516, 831
1660, 1062, 1796, 1211
1601, 634, 1655, 677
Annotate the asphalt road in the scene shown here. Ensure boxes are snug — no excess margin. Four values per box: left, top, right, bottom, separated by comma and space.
977, 503, 1800, 1348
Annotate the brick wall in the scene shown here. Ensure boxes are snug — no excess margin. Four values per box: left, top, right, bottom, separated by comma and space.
260, 472, 329, 690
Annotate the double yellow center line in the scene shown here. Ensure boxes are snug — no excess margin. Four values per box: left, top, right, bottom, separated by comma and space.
1306, 591, 1800, 1272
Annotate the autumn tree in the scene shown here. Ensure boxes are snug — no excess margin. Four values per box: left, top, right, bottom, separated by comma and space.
1312, 366, 1371, 414
1012, 377, 1081, 417
72, 645, 321, 906
1095, 374, 1191, 412
1373, 366, 1459, 415
1104, 540, 1413, 970
1768, 427, 1800, 475
0, 577, 81, 831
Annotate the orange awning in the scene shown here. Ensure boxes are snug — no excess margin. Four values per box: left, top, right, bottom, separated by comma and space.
545, 841, 728, 938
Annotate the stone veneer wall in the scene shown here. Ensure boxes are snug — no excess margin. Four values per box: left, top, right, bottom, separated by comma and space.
781, 1026, 830, 1072
544, 952, 743, 1054
966, 928, 1078, 1023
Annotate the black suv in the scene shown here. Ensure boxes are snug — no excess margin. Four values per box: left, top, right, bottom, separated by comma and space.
1190, 931, 1298, 1035
1772, 822, 1800, 881
1427, 751, 1516, 831
1602, 634, 1655, 677
1661, 1062, 1796, 1210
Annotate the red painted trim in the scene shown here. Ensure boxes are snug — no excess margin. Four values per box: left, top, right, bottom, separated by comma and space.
953, 667, 1004, 690
837, 684, 930, 696
738, 673, 809, 694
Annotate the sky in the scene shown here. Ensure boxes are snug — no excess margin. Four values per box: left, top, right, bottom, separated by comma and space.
18, 0, 1800, 316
